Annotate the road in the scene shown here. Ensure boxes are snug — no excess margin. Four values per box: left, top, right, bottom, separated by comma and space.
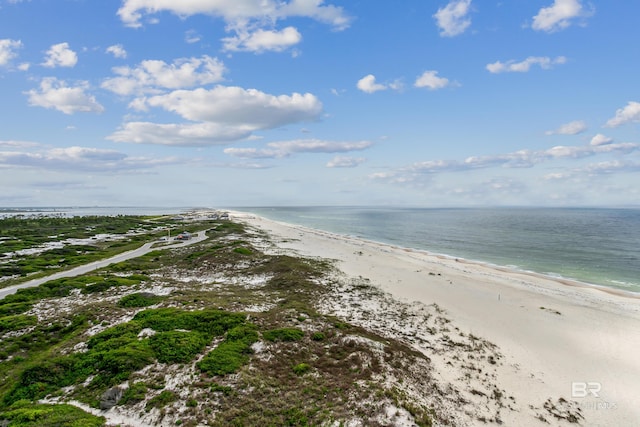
0, 230, 208, 300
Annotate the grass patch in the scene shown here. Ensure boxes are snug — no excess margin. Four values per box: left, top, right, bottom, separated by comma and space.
117, 292, 163, 308
0, 315, 37, 333
292, 363, 311, 376
233, 247, 252, 255
119, 382, 147, 406
263, 328, 304, 342
145, 390, 177, 412
0, 401, 105, 426
149, 331, 209, 364
197, 325, 259, 376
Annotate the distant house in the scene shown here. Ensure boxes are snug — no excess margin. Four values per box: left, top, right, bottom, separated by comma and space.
219, 212, 229, 220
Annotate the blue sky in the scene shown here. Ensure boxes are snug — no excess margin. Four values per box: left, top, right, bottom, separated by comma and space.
1, 0, 639, 207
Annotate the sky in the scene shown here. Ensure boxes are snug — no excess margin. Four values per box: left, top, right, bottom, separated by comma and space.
1, 0, 639, 208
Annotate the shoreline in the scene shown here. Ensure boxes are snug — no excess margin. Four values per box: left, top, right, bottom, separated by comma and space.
240, 209, 640, 297
234, 211, 640, 426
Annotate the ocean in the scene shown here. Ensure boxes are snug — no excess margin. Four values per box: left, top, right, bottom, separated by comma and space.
3, 206, 638, 294
241, 207, 640, 294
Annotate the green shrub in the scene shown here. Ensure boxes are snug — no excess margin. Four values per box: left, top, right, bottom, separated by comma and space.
145, 390, 177, 412
120, 382, 147, 406
0, 401, 105, 426
197, 323, 259, 376
210, 383, 233, 395
117, 292, 162, 308
0, 315, 37, 332
197, 341, 250, 376
292, 363, 311, 376
233, 247, 252, 255
149, 331, 209, 364
0, 302, 33, 317
263, 328, 304, 342
311, 332, 326, 341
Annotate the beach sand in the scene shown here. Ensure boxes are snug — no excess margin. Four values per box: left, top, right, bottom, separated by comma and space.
235, 212, 640, 426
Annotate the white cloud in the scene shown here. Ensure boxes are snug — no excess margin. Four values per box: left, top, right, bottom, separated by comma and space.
108, 122, 253, 146
414, 70, 451, 90
357, 74, 387, 94
102, 55, 226, 96
0, 145, 176, 172
581, 160, 640, 175
433, 0, 472, 37
118, 0, 351, 29
0, 140, 41, 149
371, 141, 640, 185
0, 39, 22, 66
223, 26, 302, 53
42, 42, 78, 68
545, 120, 587, 135
224, 139, 372, 159
486, 56, 567, 73
106, 44, 127, 58
117, 0, 351, 55
26, 78, 104, 115
326, 156, 366, 168
605, 101, 640, 128
590, 134, 613, 146
185, 29, 201, 44
110, 86, 323, 146
142, 86, 322, 126
532, 0, 592, 33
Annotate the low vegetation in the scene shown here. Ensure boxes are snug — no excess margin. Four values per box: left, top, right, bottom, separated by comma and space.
0, 214, 459, 426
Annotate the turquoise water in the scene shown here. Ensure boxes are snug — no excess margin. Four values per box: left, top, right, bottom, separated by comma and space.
242, 207, 640, 294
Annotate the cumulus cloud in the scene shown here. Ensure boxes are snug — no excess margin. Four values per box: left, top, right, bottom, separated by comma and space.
545, 120, 587, 135
42, 42, 78, 68
110, 86, 323, 146
0, 145, 176, 172
605, 101, 640, 128
357, 74, 387, 94
0, 39, 22, 66
590, 134, 613, 146
224, 139, 372, 159
532, 0, 592, 33
106, 44, 127, 58
486, 56, 567, 73
223, 26, 302, 53
141, 86, 321, 126
326, 156, 366, 168
414, 70, 452, 90
433, 0, 472, 37
26, 78, 104, 115
102, 55, 226, 96
117, 0, 350, 53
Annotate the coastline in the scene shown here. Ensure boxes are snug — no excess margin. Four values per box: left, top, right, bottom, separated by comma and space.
234, 211, 640, 426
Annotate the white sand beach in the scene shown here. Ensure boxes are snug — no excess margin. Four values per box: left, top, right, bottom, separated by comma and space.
235, 212, 640, 426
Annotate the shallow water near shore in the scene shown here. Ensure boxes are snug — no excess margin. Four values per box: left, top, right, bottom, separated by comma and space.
241, 207, 640, 294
